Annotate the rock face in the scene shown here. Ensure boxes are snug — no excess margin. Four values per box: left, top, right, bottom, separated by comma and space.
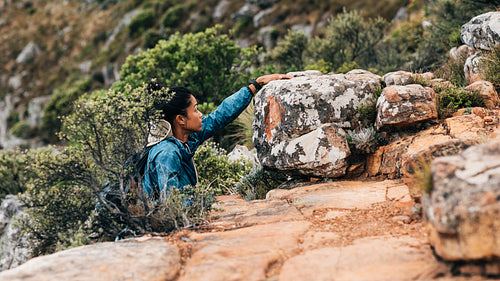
0, 238, 180, 281
423, 138, 500, 261
2, 179, 464, 281
461, 12, 500, 51
375, 84, 438, 130
0, 195, 31, 272
253, 70, 381, 177
464, 52, 484, 85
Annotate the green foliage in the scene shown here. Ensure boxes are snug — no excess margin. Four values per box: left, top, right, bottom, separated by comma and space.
434, 85, 485, 117
411, 157, 434, 194
0, 149, 27, 202
116, 25, 259, 104
6, 111, 20, 129
346, 127, 378, 154
355, 98, 377, 125
305, 59, 334, 74
20, 146, 97, 256
336, 61, 360, 74
143, 29, 162, 49
128, 10, 156, 37
222, 102, 255, 149
193, 142, 252, 196
161, 4, 185, 28
264, 30, 308, 73
10, 121, 32, 139
481, 47, 500, 92
235, 165, 288, 200
40, 77, 93, 144
306, 9, 389, 72
414, 0, 498, 70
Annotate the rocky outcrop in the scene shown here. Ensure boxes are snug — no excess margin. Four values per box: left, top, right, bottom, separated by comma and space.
253, 70, 381, 177
464, 52, 484, 85
0, 195, 30, 272
375, 84, 438, 130
423, 139, 500, 264
461, 12, 500, 51
2, 179, 465, 281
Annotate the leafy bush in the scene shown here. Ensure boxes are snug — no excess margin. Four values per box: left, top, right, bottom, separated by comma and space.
143, 29, 162, 49
481, 47, 500, 92
434, 85, 485, 117
413, 0, 498, 70
235, 165, 288, 200
0, 149, 27, 202
161, 4, 185, 28
115, 25, 259, 104
305, 59, 334, 74
128, 10, 156, 37
193, 142, 252, 196
10, 121, 32, 139
305, 9, 389, 72
20, 146, 97, 256
40, 77, 93, 143
264, 30, 308, 73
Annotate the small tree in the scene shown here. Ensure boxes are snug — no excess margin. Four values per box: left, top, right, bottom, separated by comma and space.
264, 30, 308, 73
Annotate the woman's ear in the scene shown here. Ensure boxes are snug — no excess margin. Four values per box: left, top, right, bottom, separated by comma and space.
174, 114, 185, 126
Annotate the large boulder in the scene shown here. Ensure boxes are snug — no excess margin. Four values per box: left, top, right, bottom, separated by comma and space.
423, 138, 500, 262
375, 84, 438, 130
253, 70, 381, 177
461, 12, 500, 51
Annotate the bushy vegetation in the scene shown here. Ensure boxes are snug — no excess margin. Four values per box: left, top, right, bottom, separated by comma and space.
235, 165, 288, 200
193, 142, 252, 196
0, 149, 27, 202
115, 25, 259, 104
435, 85, 485, 117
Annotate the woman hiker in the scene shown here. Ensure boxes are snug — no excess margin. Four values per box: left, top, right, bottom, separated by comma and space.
142, 74, 292, 198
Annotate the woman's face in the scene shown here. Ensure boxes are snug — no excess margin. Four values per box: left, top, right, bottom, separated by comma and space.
183, 95, 203, 133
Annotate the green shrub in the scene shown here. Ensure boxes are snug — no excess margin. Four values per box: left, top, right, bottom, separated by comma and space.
355, 98, 377, 125
193, 142, 252, 196
235, 165, 288, 200
305, 59, 334, 74
115, 25, 259, 104
305, 9, 389, 72
0, 149, 27, 202
19, 146, 97, 256
336, 61, 360, 74
435, 85, 485, 117
264, 30, 308, 73
481, 47, 500, 92
161, 4, 185, 28
129, 10, 156, 37
143, 29, 162, 49
10, 121, 32, 139
40, 77, 93, 144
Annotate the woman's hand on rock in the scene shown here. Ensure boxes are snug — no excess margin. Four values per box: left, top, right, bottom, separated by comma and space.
256, 74, 293, 85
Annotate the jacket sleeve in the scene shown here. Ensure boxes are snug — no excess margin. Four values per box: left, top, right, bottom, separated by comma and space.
195, 87, 253, 143
155, 150, 181, 195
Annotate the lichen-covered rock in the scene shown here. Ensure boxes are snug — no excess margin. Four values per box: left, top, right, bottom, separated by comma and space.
465, 80, 500, 109
464, 52, 484, 85
449, 44, 475, 60
423, 138, 500, 261
253, 70, 381, 177
257, 123, 351, 177
376, 84, 438, 130
461, 12, 500, 51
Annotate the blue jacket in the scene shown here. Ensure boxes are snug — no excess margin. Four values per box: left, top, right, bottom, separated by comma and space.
142, 87, 253, 197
